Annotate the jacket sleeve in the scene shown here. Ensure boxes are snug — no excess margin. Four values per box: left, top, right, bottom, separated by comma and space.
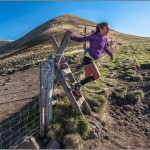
70, 34, 94, 42
104, 40, 113, 58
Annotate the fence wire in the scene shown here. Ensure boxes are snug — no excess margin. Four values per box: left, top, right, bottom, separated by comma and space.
0, 96, 40, 149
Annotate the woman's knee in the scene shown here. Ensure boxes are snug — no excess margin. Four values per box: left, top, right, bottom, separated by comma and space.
94, 72, 100, 80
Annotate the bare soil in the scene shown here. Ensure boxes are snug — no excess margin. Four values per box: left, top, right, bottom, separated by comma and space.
0, 67, 39, 122
83, 64, 150, 149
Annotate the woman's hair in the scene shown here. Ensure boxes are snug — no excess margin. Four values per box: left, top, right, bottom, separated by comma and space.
94, 22, 109, 34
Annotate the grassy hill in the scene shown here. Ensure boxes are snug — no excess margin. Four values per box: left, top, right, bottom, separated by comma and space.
0, 14, 149, 149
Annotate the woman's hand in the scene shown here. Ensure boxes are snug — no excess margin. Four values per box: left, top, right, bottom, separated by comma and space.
110, 58, 113, 62
67, 30, 73, 35
110, 55, 113, 61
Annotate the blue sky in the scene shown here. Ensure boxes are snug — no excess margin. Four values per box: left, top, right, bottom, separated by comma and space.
0, 1, 150, 40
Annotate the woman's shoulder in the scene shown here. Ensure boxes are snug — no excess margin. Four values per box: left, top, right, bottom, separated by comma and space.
90, 30, 95, 35
103, 35, 108, 41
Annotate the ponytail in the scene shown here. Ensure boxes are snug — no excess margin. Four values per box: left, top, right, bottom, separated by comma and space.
94, 22, 109, 35
94, 24, 100, 34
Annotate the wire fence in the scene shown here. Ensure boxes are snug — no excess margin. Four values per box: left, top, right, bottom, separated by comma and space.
0, 56, 54, 149
0, 96, 40, 149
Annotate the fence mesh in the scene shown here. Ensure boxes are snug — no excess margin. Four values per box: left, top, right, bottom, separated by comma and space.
0, 96, 40, 149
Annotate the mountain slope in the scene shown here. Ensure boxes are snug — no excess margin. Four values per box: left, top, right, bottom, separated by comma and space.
0, 14, 96, 58
1, 14, 150, 60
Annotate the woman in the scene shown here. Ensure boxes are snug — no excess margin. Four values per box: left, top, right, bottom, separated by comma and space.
70, 22, 113, 96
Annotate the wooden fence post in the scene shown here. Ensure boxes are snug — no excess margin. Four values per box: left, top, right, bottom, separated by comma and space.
39, 56, 54, 138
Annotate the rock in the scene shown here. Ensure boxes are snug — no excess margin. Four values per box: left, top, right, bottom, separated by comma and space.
102, 127, 108, 132
104, 135, 109, 140
123, 105, 133, 111
89, 131, 99, 139
40, 139, 48, 148
46, 139, 61, 149
16, 136, 39, 149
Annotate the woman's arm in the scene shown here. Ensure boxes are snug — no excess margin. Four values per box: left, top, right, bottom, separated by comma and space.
70, 34, 94, 42
103, 38, 113, 59
104, 45, 113, 59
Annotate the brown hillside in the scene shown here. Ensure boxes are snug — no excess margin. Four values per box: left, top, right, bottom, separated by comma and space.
0, 14, 96, 59
1, 14, 150, 60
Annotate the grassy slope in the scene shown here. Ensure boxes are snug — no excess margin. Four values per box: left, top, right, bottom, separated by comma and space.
46, 37, 150, 148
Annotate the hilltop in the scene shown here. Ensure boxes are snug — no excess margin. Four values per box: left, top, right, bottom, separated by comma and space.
0, 14, 96, 58
0, 14, 150, 149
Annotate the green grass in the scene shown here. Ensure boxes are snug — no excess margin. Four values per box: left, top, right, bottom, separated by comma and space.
113, 86, 128, 100
47, 90, 90, 142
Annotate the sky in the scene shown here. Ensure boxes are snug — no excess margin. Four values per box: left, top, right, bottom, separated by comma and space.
0, 1, 150, 40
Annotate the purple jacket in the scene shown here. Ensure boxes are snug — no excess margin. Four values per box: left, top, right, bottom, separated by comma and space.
70, 32, 112, 60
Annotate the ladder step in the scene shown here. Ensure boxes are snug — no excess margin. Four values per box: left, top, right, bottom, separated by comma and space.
61, 68, 72, 76
54, 58, 92, 116
68, 86, 84, 107
77, 98, 85, 108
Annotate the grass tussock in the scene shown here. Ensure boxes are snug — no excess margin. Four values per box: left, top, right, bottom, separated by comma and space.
63, 133, 83, 149
84, 93, 108, 113
127, 90, 144, 104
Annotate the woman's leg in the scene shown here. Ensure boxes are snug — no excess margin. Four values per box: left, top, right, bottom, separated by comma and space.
84, 63, 100, 79
73, 57, 100, 95
79, 63, 100, 86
